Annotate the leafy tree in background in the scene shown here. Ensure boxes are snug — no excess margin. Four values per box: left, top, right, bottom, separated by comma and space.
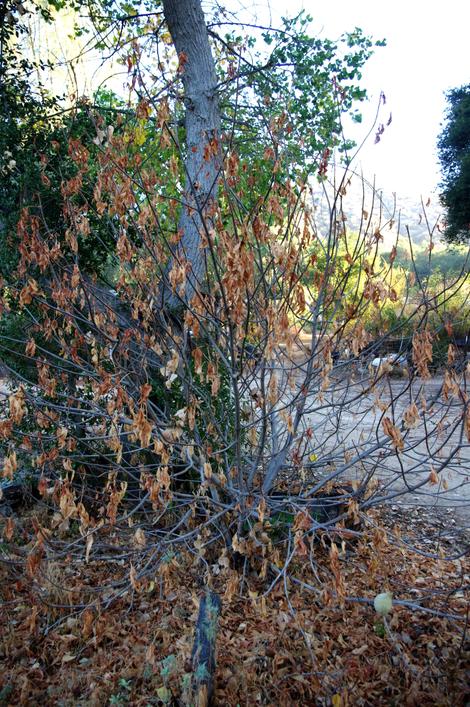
438, 84, 470, 243
0, 0, 130, 376
75, 1, 385, 211
0, 0, 122, 279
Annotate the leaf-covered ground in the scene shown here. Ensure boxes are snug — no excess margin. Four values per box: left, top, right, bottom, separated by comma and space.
0, 506, 468, 706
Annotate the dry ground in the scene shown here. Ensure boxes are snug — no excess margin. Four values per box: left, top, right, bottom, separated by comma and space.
0, 503, 469, 706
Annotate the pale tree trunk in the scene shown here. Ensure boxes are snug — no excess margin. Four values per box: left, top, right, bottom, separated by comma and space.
162, 0, 221, 306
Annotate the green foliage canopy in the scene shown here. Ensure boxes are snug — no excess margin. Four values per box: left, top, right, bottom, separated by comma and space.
438, 84, 470, 243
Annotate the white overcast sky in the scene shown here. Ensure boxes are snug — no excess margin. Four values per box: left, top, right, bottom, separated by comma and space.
238, 0, 470, 201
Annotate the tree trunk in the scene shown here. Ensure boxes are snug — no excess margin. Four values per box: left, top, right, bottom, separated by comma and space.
162, 0, 221, 306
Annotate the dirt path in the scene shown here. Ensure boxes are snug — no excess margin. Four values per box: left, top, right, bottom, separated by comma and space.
300, 371, 470, 523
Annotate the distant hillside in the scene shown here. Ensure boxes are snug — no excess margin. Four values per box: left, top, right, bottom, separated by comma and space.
382, 242, 470, 279
310, 172, 444, 249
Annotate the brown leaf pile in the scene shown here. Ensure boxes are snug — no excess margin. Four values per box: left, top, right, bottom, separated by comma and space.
0, 508, 468, 706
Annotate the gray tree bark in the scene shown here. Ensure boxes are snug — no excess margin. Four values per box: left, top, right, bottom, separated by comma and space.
162, 0, 221, 306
